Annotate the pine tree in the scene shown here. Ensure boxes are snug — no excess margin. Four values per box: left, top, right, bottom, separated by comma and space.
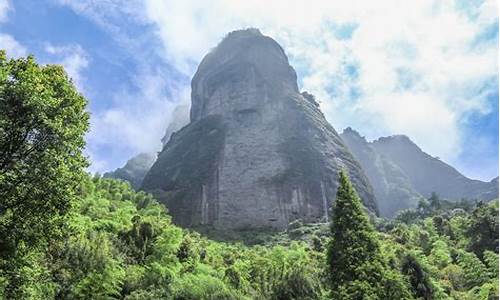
327, 170, 389, 299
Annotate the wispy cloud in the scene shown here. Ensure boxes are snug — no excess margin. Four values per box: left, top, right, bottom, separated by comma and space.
0, 0, 26, 58
0, 33, 27, 58
0, 0, 10, 22
44, 44, 89, 91
86, 73, 189, 171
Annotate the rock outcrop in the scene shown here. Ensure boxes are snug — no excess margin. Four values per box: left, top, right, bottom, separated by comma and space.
341, 128, 499, 217
142, 29, 377, 230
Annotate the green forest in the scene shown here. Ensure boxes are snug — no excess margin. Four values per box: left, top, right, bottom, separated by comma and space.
0, 53, 498, 300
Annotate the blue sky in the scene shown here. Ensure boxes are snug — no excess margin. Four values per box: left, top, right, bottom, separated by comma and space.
1, 0, 498, 181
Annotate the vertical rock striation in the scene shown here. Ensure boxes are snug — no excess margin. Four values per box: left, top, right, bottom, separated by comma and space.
142, 29, 377, 230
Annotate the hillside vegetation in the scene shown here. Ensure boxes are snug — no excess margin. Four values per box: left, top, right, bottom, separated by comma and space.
1, 174, 498, 299
0, 51, 498, 300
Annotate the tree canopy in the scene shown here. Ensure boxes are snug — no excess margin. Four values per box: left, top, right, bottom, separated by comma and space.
0, 51, 89, 298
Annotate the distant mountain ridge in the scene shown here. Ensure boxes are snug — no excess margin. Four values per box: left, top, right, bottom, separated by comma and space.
103, 153, 156, 190
341, 127, 498, 217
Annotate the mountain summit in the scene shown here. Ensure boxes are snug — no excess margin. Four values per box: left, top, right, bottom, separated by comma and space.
141, 29, 377, 230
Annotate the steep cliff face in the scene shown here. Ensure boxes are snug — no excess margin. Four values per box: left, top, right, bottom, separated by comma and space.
141, 29, 377, 230
341, 128, 499, 217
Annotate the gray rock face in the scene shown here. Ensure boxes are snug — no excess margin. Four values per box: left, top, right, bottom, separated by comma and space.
142, 29, 377, 230
104, 153, 156, 190
341, 128, 499, 217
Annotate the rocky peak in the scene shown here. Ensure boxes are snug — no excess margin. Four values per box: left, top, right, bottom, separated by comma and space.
142, 29, 377, 231
370, 132, 497, 205
375, 134, 413, 145
342, 127, 367, 144
190, 28, 298, 122
374, 134, 422, 151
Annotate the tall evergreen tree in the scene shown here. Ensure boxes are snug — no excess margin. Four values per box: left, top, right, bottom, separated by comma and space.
327, 170, 391, 299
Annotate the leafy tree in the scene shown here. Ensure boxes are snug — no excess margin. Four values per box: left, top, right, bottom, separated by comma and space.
401, 252, 435, 299
417, 198, 433, 217
272, 266, 321, 300
456, 250, 489, 289
429, 240, 452, 269
327, 170, 402, 299
120, 215, 155, 263
59, 233, 125, 299
0, 51, 89, 297
395, 208, 421, 225
169, 272, 244, 300
177, 234, 198, 263
441, 264, 465, 291
483, 250, 498, 279
466, 201, 499, 258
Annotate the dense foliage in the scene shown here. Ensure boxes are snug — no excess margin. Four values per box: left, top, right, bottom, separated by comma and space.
0, 52, 89, 298
1, 176, 328, 299
1, 174, 496, 299
0, 53, 497, 300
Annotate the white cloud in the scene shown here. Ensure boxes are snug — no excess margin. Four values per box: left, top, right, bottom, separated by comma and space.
142, 0, 498, 165
44, 44, 89, 92
86, 72, 190, 173
52, 0, 186, 173
0, 1, 28, 60
0, 33, 27, 58
85, 155, 109, 175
